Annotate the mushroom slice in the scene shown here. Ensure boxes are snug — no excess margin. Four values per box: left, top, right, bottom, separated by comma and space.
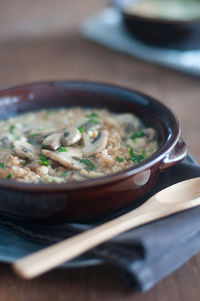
27, 130, 56, 144
42, 147, 84, 170
117, 114, 141, 133
0, 133, 14, 146
142, 128, 156, 141
61, 128, 81, 146
82, 131, 108, 156
12, 140, 39, 161
42, 133, 62, 150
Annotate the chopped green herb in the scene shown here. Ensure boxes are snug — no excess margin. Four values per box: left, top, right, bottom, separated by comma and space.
78, 118, 100, 133
9, 125, 15, 135
142, 149, 147, 157
7, 173, 13, 179
115, 157, 124, 162
143, 149, 147, 157
78, 126, 86, 133
86, 112, 99, 118
88, 119, 100, 127
128, 147, 147, 163
58, 146, 67, 152
131, 130, 145, 140
0, 162, 4, 168
116, 147, 146, 164
61, 171, 68, 177
129, 147, 134, 158
40, 155, 50, 166
28, 133, 38, 137
80, 159, 95, 170
130, 154, 146, 163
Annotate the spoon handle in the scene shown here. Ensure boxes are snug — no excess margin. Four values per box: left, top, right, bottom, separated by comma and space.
12, 203, 156, 279
13, 193, 200, 279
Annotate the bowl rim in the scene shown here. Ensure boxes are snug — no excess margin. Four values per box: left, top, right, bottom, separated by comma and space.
0, 80, 180, 191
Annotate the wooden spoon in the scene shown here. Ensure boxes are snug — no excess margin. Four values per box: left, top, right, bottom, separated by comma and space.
13, 177, 200, 279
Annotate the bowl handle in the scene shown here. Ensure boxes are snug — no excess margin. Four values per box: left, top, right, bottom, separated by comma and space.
159, 139, 187, 172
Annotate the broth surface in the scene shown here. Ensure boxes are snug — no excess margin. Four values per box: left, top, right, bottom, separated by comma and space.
0, 108, 158, 183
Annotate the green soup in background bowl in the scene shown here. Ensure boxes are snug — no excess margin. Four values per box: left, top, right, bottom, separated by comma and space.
125, 0, 200, 21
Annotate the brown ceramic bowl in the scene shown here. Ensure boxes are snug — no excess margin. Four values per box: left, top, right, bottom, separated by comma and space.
0, 81, 187, 223
114, 0, 200, 49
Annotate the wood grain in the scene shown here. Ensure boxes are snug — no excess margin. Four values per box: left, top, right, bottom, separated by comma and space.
0, 0, 200, 300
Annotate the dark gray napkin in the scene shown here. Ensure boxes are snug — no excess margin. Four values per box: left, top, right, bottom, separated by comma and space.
1, 160, 200, 291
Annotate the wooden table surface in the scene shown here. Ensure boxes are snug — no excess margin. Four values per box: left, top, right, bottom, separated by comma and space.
0, 1, 200, 300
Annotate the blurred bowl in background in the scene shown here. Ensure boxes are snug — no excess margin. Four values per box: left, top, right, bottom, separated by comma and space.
113, 0, 200, 50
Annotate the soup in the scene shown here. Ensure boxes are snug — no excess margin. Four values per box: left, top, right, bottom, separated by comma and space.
125, 0, 200, 21
0, 108, 158, 183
